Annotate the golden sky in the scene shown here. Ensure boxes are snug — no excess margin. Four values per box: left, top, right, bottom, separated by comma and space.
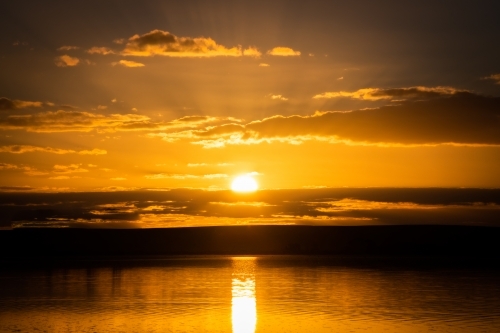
1, 1, 500, 228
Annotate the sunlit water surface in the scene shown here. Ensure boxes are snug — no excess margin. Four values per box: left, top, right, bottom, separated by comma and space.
1, 256, 500, 333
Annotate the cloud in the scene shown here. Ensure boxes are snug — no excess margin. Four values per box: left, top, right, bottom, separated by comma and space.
112, 60, 145, 67
122, 30, 246, 57
0, 163, 19, 170
57, 46, 79, 51
49, 176, 70, 180
0, 109, 240, 133
483, 73, 500, 84
242, 47, 262, 57
0, 163, 47, 176
0, 97, 51, 110
4, 188, 500, 228
0, 110, 152, 132
0, 145, 106, 155
312, 199, 436, 212
53, 164, 88, 174
24, 169, 50, 176
54, 55, 80, 67
313, 86, 466, 101
87, 46, 115, 55
270, 94, 288, 101
159, 92, 500, 147
210, 201, 274, 207
78, 149, 107, 155
259, 63, 270, 67
0, 186, 34, 191
111, 177, 127, 181
266, 47, 301, 56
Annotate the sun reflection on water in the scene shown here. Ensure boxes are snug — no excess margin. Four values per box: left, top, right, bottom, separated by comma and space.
232, 257, 257, 333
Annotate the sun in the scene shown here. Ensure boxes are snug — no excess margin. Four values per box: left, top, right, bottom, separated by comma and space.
231, 175, 259, 192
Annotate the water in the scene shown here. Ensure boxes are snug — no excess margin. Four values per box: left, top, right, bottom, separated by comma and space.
1, 256, 500, 333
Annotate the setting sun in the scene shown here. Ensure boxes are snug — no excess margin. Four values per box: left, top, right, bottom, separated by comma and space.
231, 175, 259, 192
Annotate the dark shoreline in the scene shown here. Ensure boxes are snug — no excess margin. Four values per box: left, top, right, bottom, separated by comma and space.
1, 225, 499, 259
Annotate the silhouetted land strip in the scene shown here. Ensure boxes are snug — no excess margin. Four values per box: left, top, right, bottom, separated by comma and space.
1, 225, 499, 259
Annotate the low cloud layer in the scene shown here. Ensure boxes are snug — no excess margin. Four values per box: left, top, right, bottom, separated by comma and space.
2, 188, 499, 228
2, 91, 498, 146
163, 92, 500, 147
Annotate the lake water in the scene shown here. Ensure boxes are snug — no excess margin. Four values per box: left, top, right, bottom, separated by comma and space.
1, 256, 500, 333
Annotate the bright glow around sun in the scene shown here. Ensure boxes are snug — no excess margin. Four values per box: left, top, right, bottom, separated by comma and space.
231, 175, 259, 192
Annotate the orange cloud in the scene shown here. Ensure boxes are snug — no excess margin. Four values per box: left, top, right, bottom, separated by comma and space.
270, 94, 288, 101
112, 60, 145, 67
54, 55, 80, 67
0, 163, 48, 176
53, 164, 88, 174
313, 86, 466, 101
0, 145, 106, 155
122, 30, 245, 57
153, 92, 500, 147
242, 47, 262, 57
0, 109, 241, 133
57, 46, 79, 51
0, 97, 52, 110
0, 110, 152, 132
266, 47, 301, 56
87, 46, 115, 55
312, 199, 437, 212
483, 73, 500, 84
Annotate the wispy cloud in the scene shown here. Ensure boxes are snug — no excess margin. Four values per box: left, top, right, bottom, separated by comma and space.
0, 110, 241, 133
0, 145, 106, 155
313, 86, 466, 101
87, 46, 115, 55
57, 46, 79, 51
270, 94, 288, 101
112, 60, 145, 67
0, 163, 47, 176
483, 73, 500, 84
53, 164, 88, 174
0, 110, 152, 132
0, 97, 53, 110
